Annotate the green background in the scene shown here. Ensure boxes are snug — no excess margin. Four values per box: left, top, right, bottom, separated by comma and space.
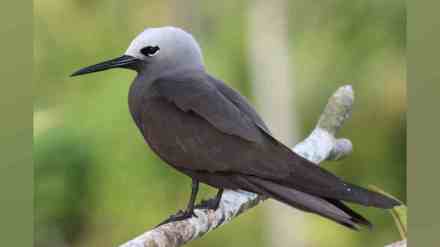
33, 1, 406, 247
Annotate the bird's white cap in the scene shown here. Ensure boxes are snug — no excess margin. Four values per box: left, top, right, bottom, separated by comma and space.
125, 26, 204, 70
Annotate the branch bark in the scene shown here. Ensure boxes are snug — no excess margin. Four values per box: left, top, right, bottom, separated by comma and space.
119, 85, 354, 247
385, 240, 407, 247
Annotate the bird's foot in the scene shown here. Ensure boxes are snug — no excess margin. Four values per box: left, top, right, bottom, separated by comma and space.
196, 197, 221, 211
156, 209, 197, 227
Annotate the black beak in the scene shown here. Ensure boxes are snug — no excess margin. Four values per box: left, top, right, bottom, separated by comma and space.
71, 55, 139, 77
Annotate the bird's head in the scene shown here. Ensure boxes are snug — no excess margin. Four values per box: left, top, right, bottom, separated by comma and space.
71, 26, 204, 77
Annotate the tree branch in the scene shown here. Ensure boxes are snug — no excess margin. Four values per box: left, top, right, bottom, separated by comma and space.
119, 85, 355, 247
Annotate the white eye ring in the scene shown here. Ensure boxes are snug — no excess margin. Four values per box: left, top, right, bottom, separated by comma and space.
140, 46, 160, 57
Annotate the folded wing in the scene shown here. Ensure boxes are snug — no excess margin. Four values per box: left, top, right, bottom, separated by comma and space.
151, 69, 400, 210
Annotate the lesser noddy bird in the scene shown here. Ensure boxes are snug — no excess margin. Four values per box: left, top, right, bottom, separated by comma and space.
72, 26, 400, 229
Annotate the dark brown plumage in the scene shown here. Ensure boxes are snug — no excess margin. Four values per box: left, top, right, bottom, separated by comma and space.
72, 26, 400, 230
128, 67, 399, 229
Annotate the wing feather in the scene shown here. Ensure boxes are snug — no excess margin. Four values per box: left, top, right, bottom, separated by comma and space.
154, 72, 263, 143
143, 69, 400, 209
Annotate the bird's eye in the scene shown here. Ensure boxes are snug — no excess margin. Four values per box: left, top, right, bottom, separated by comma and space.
140, 46, 160, 57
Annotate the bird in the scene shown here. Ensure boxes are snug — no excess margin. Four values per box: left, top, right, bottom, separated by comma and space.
71, 26, 400, 229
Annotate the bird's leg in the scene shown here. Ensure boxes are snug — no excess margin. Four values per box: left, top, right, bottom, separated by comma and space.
212, 188, 224, 210
197, 188, 224, 211
184, 179, 199, 216
157, 179, 199, 226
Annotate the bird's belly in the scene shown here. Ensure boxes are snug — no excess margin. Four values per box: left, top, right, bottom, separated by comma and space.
134, 97, 288, 186
136, 98, 262, 174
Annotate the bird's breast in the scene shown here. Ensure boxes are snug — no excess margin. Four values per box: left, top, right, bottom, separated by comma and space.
128, 77, 158, 127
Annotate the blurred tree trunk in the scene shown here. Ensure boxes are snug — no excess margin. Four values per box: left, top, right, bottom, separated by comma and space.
247, 1, 307, 246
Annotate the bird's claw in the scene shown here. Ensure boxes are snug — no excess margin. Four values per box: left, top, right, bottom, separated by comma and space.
196, 198, 221, 211
156, 209, 198, 227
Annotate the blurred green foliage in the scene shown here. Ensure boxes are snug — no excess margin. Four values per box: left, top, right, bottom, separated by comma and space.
34, 0, 405, 246
35, 129, 93, 246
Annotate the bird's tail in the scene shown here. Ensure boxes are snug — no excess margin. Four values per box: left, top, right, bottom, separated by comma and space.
235, 176, 372, 229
